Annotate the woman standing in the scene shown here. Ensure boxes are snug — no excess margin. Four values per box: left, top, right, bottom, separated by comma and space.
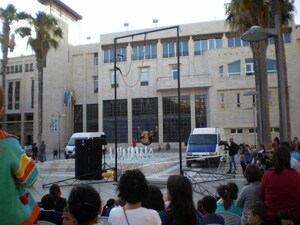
260, 146, 300, 223
159, 175, 204, 225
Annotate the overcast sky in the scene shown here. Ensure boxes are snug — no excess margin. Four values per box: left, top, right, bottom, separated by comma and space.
1, 0, 300, 57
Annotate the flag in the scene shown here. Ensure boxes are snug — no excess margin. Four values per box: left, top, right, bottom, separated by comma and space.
71, 89, 76, 106
64, 91, 68, 106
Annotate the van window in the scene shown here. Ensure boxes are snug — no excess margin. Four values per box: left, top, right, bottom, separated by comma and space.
188, 134, 217, 145
67, 137, 88, 146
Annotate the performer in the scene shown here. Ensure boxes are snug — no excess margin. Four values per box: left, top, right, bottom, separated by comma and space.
137, 126, 158, 146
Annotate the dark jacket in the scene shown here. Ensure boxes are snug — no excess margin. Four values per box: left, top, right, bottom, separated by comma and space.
228, 141, 239, 156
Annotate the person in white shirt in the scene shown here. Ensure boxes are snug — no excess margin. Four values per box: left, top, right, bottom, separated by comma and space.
108, 169, 161, 225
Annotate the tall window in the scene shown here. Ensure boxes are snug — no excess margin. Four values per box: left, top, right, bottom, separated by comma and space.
31, 80, 34, 108
267, 59, 276, 73
30, 63, 34, 71
228, 61, 241, 76
219, 65, 224, 77
140, 67, 148, 85
111, 70, 120, 87
162, 41, 188, 58
25, 64, 29, 72
15, 81, 20, 109
86, 104, 98, 132
94, 53, 98, 66
172, 65, 178, 80
220, 93, 224, 108
195, 95, 207, 127
19, 65, 22, 72
236, 93, 240, 107
94, 76, 98, 93
194, 38, 222, 55
104, 47, 127, 63
245, 59, 254, 75
133, 44, 157, 60
74, 105, 83, 132
8, 82, 13, 110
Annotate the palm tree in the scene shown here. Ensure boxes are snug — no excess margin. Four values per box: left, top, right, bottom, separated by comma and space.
225, 0, 294, 148
0, 4, 27, 130
16, 11, 63, 145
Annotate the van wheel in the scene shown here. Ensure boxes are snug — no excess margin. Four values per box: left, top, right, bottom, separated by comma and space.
65, 153, 69, 159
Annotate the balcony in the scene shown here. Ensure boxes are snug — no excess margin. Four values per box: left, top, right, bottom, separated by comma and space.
156, 74, 211, 91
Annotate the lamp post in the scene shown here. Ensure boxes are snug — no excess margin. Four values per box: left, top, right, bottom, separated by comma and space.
58, 112, 65, 159
241, 18, 290, 143
244, 106, 256, 147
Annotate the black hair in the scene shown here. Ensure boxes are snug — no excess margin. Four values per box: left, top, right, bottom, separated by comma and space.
202, 195, 217, 214
68, 184, 101, 225
166, 175, 197, 225
117, 169, 148, 204
226, 182, 239, 200
41, 194, 55, 210
217, 184, 232, 210
49, 184, 61, 196
245, 164, 262, 183
249, 202, 268, 221
142, 184, 165, 212
272, 147, 291, 173
275, 210, 297, 224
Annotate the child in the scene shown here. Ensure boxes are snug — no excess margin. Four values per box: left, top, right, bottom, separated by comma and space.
246, 202, 268, 225
202, 195, 225, 225
62, 206, 76, 225
0, 86, 40, 224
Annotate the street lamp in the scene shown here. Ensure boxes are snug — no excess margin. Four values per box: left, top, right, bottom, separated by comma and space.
241, 1, 290, 142
244, 106, 256, 147
58, 112, 65, 159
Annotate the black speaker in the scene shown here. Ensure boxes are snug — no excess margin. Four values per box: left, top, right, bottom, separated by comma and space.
75, 139, 103, 180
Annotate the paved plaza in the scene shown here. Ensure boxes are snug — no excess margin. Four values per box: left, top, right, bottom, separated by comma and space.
30, 150, 246, 206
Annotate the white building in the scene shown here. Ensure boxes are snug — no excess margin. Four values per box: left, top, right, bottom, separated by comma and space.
2, 1, 300, 154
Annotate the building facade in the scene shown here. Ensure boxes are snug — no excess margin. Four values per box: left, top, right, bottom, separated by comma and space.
2, 6, 300, 153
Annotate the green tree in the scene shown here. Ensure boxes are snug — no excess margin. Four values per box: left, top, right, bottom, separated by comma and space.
0, 4, 27, 130
16, 11, 63, 145
225, 0, 294, 147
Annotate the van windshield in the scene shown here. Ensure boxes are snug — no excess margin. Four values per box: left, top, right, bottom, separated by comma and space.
67, 137, 88, 146
188, 134, 217, 145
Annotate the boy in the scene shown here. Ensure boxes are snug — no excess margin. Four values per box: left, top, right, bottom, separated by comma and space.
202, 195, 225, 225
247, 202, 268, 225
0, 86, 40, 224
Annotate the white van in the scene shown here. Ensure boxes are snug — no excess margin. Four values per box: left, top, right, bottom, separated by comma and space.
64, 132, 106, 159
185, 128, 224, 167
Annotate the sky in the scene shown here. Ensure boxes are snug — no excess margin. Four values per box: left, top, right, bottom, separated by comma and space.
1, 0, 300, 58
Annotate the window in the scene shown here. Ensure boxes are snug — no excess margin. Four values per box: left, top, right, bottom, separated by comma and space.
219, 65, 224, 77
231, 128, 243, 133
11, 66, 14, 73
249, 129, 257, 133
220, 93, 224, 108
140, 67, 148, 85
283, 33, 291, 43
19, 65, 22, 72
15, 81, 20, 109
86, 104, 98, 132
172, 65, 178, 80
31, 80, 34, 108
194, 38, 222, 55
94, 53, 98, 66
269, 90, 272, 104
94, 76, 98, 93
30, 63, 34, 71
228, 36, 248, 47
236, 93, 240, 107
133, 44, 157, 60
8, 82, 13, 110
228, 61, 241, 76
104, 47, 127, 63
25, 64, 29, 72
6, 66, 9, 74
267, 59, 276, 73
245, 59, 254, 75
111, 70, 119, 87
163, 41, 188, 58
15, 65, 18, 73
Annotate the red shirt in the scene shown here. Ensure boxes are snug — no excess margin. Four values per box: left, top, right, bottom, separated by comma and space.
259, 168, 300, 220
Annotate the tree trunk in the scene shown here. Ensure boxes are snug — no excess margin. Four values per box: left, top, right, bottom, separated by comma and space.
251, 41, 272, 149
37, 61, 43, 146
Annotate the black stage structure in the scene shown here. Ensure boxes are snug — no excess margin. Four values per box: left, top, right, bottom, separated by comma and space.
113, 25, 183, 181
